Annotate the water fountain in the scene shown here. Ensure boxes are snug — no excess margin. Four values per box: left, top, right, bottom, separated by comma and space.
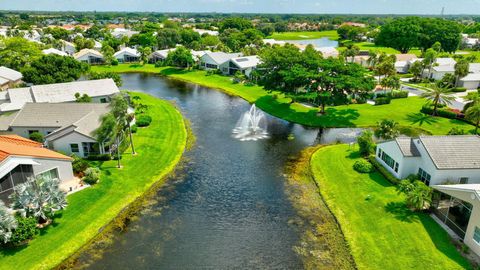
232, 104, 269, 141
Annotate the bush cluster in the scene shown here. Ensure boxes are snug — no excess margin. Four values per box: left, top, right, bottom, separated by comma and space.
82, 167, 101, 185
420, 105, 459, 119
72, 155, 89, 174
391, 90, 409, 99
9, 216, 38, 245
375, 97, 391, 105
368, 156, 401, 185
136, 115, 152, 127
353, 160, 374, 173
86, 154, 111, 161
451, 87, 467, 93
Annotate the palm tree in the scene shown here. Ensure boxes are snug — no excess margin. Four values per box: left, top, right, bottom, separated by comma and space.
138, 46, 152, 65
366, 50, 378, 70
454, 59, 469, 87
466, 103, 480, 134
421, 84, 455, 116
0, 201, 17, 244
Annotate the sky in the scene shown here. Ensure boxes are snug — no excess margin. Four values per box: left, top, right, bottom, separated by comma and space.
1, 0, 480, 15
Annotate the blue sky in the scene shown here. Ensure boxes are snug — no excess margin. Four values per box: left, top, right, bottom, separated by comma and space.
1, 0, 480, 14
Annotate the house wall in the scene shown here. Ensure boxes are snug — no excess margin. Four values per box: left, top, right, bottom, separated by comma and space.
461, 80, 480, 90
10, 126, 60, 138
219, 61, 230, 74
200, 54, 219, 70
32, 158, 74, 182
375, 141, 408, 179
50, 131, 97, 157
431, 71, 453, 80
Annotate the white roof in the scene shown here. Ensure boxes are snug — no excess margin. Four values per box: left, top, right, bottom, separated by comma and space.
94, 40, 102, 49
435, 58, 456, 66
202, 52, 242, 65
151, 48, 175, 59
469, 63, 480, 74
193, 29, 219, 36
315, 47, 339, 57
42, 48, 68, 56
433, 65, 455, 72
114, 47, 140, 57
461, 73, 480, 82
433, 184, 480, 201
466, 38, 479, 45
263, 39, 286, 46
230, 56, 261, 69
0, 66, 22, 82
395, 61, 408, 68
74, 48, 103, 59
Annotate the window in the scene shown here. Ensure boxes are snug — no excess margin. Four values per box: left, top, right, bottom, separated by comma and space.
394, 162, 399, 173
28, 130, 39, 135
418, 168, 431, 186
100, 98, 107, 103
380, 151, 397, 171
205, 63, 217, 69
70, 143, 79, 153
377, 149, 382, 158
459, 177, 469, 184
38, 168, 59, 181
474, 227, 480, 244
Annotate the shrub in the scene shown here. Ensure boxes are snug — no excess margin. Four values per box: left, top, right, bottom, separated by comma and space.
154, 60, 164, 67
451, 87, 467, 93
374, 97, 391, 105
28, 132, 44, 143
0, 201, 17, 244
131, 124, 138, 133
448, 127, 466, 135
86, 154, 111, 161
368, 156, 401, 185
398, 179, 433, 211
136, 115, 152, 127
421, 106, 458, 119
353, 160, 374, 173
391, 90, 409, 99
82, 167, 101, 185
71, 155, 89, 174
357, 130, 375, 157
111, 58, 119, 66
9, 216, 38, 245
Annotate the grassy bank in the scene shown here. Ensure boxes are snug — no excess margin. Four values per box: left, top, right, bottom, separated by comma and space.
310, 145, 471, 270
93, 64, 474, 135
0, 92, 188, 270
268, 30, 339, 40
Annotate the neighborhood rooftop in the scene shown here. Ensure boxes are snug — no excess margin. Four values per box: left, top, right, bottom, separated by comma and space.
0, 66, 22, 82
0, 134, 71, 162
418, 135, 480, 169
395, 137, 421, 157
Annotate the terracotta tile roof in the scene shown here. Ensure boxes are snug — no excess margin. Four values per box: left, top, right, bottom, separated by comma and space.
0, 135, 72, 162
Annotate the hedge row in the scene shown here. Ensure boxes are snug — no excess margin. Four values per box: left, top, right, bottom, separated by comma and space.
368, 155, 401, 185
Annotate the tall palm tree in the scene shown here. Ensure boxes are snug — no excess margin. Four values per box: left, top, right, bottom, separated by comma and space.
466, 103, 480, 134
421, 84, 455, 116
454, 59, 469, 87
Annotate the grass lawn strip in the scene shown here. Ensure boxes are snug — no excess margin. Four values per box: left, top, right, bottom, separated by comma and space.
0, 92, 187, 270
310, 144, 471, 270
92, 64, 474, 135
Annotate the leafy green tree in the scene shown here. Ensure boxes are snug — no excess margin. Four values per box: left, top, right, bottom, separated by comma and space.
138, 46, 152, 65
75, 92, 92, 103
28, 132, 44, 143
21, 54, 89, 85
337, 25, 366, 41
341, 44, 360, 63
466, 103, 480, 134
101, 44, 115, 65
357, 130, 375, 157
0, 201, 17, 244
375, 17, 421, 53
423, 48, 438, 79
380, 75, 400, 93
398, 179, 433, 211
73, 36, 95, 51
84, 24, 106, 40
421, 84, 455, 116
454, 58, 470, 86
166, 46, 194, 68
0, 37, 42, 70
156, 28, 181, 49
375, 119, 400, 140
438, 73, 456, 89
366, 50, 378, 70
200, 34, 221, 49
128, 33, 157, 48
409, 61, 424, 81
9, 176, 67, 223
43, 27, 69, 40
88, 71, 122, 87
220, 17, 254, 32
374, 53, 396, 82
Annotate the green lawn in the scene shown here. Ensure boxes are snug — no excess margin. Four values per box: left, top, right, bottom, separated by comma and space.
93, 65, 474, 135
310, 145, 471, 270
0, 92, 187, 270
268, 30, 339, 40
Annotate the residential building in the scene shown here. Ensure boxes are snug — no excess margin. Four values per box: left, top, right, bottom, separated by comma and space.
432, 184, 480, 257
0, 134, 74, 203
74, 49, 104, 64
262, 39, 286, 46
200, 52, 242, 73
149, 48, 175, 63
375, 136, 480, 186
394, 54, 418, 73
93, 40, 102, 51
111, 28, 139, 39
316, 47, 339, 58
425, 58, 457, 80
114, 47, 140, 63
228, 56, 261, 77
42, 48, 68, 57
7, 103, 111, 158
460, 63, 480, 90
193, 29, 219, 36
61, 40, 76, 55
0, 66, 23, 91
0, 79, 119, 112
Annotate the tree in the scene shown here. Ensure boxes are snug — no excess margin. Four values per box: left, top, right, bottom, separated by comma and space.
398, 179, 432, 211
375, 17, 421, 53
88, 71, 122, 87
375, 119, 400, 140
28, 132, 44, 143
111, 94, 136, 156
101, 44, 115, 65
166, 46, 194, 68
138, 46, 152, 65
21, 54, 89, 85
454, 58, 470, 87
341, 44, 360, 63
156, 28, 181, 49
366, 50, 378, 70
220, 17, 253, 32
466, 103, 480, 134
0, 37, 42, 70
374, 53, 396, 83
0, 201, 17, 244
409, 61, 423, 81
421, 84, 455, 116
357, 130, 375, 157
423, 48, 438, 79
73, 36, 94, 51
380, 75, 400, 93
129, 33, 157, 48
9, 176, 67, 223
337, 25, 366, 41
75, 92, 92, 103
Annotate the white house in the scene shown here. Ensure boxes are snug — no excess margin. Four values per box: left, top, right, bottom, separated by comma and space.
114, 47, 140, 63
0, 79, 119, 112
7, 103, 111, 158
0, 134, 74, 203
423, 58, 456, 80
42, 48, 68, 57
199, 52, 242, 74
149, 48, 175, 63
375, 136, 480, 186
432, 184, 480, 257
460, 63, 480, 90
193, 29, 219, 36
262, 39, 286, 46
394, 54, 418, 73
228, 56, 261, 77
316, 47, 339, 58
0, 67, 23, 91
61, 40, 76, 55
74, 49, 104, 64
111, 28, 139, 39
93, 40, 102, 51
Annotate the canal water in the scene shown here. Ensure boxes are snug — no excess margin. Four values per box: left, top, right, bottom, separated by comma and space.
85, 73, 360, 269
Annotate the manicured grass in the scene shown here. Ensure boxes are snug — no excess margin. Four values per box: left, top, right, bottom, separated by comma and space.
310, 145, 471, 270
268, 30, 339, 40
93, 64, 474, 135
0, 93, 187, 270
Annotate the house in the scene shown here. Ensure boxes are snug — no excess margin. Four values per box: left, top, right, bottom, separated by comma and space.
228, 56, 261, 77
262, 39, 286, 46
61, 40, 76, 55
394, 54, 418, 73
114, 48, 140, 63
431, 184, 480, 257
199, 52, 242, 73
190, 50, 210, 62
375, 136, 480, 186
111, 28, 139, 39
149, 48, 175, 63
460, 63, 480, 90
93, 40, 102, 51
74, 49, 104, 64
42, 48, 68, 57
0, 67, 23, 91
193, 29, 219, 36
7, 103, 111, 158
0, 134, 74, 203
0, 79, 119, 112
316, 47, 339, 58
426, 58, 457, 80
